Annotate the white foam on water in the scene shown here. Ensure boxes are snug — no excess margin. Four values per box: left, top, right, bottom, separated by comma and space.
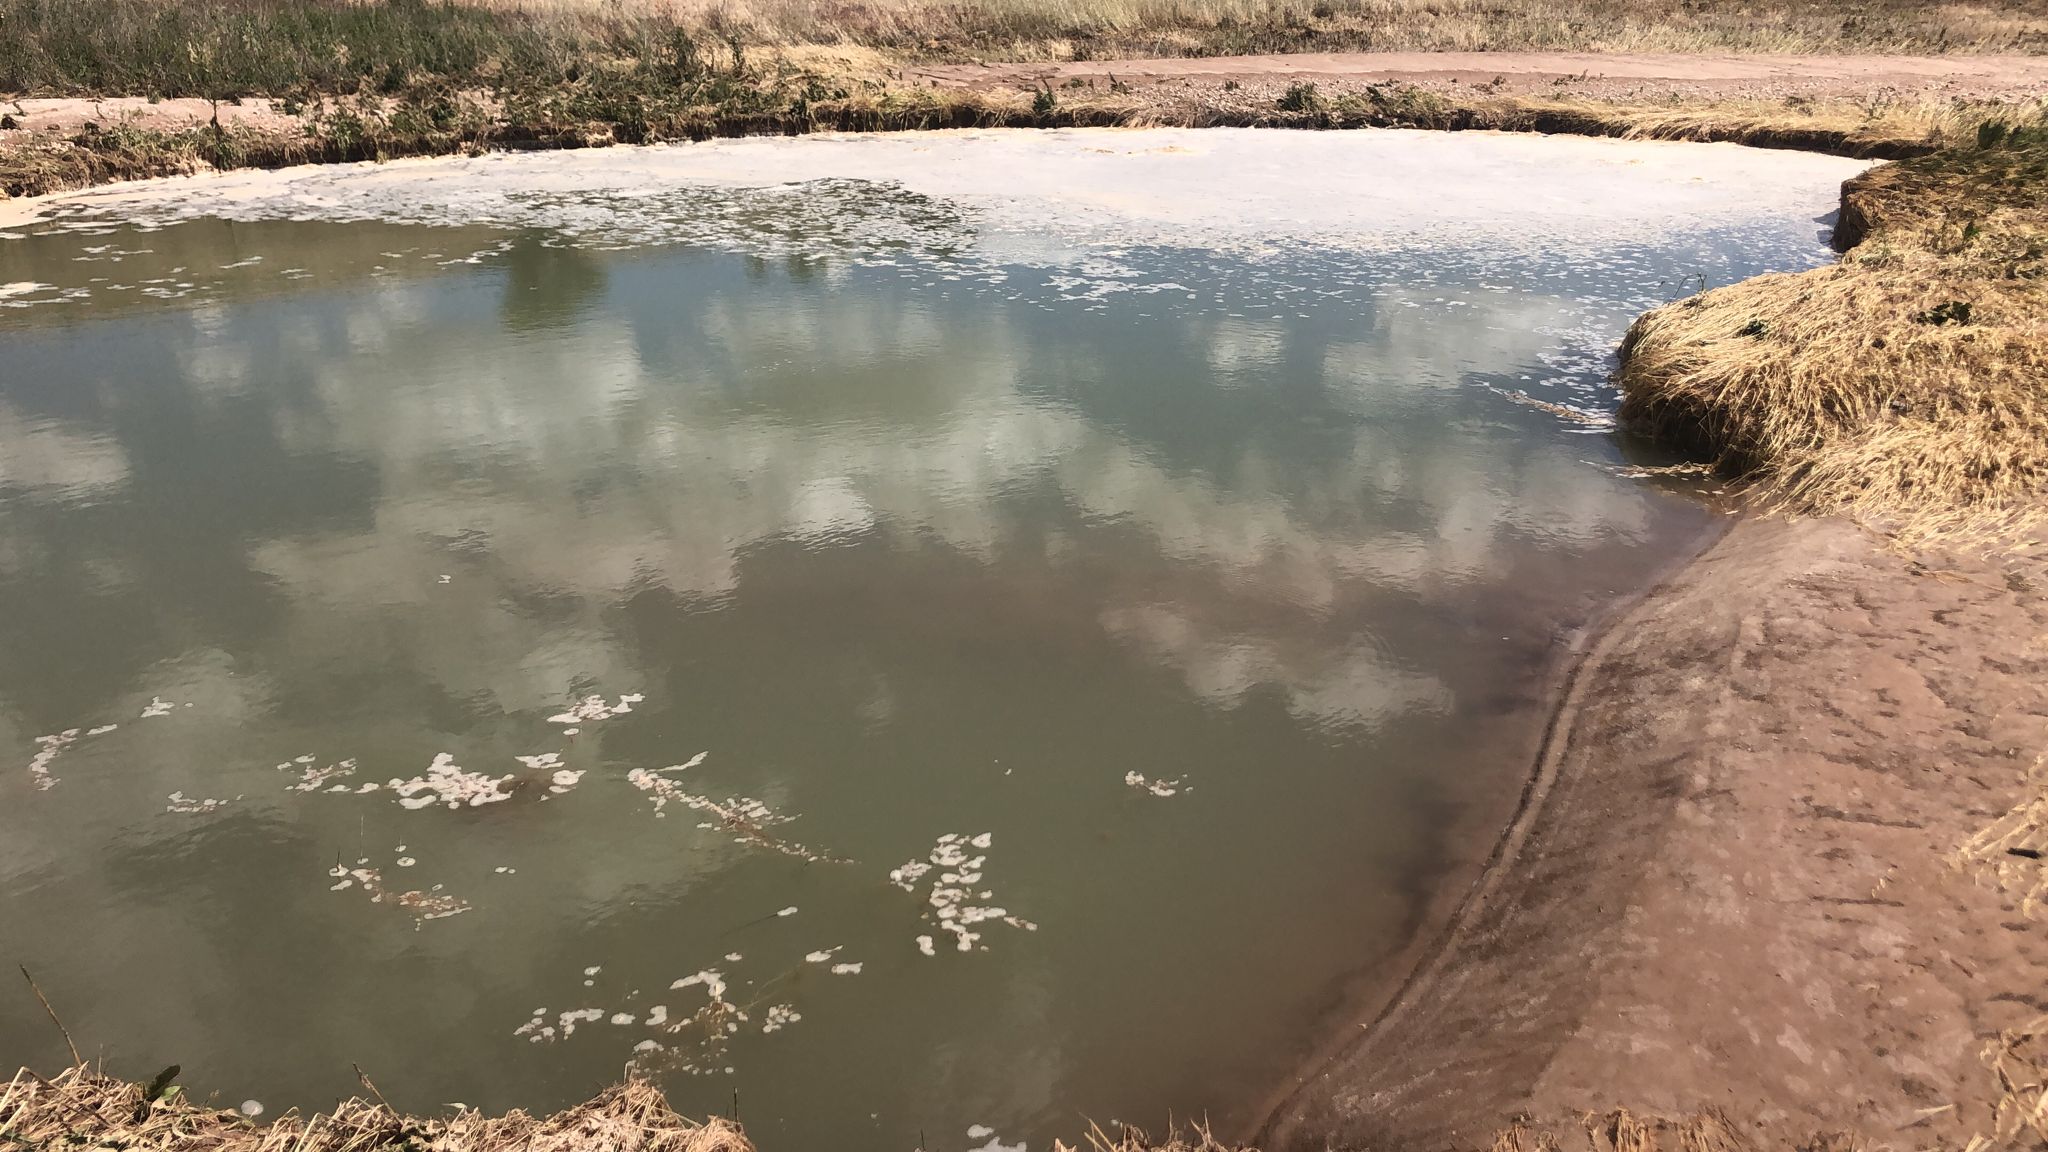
8, 128, 1868, 272
388, 752, 514, 810
547, 693, 644, 726
893, 833, 1035, 954
1123, 771, 1184, 797
164, 790, 238, 814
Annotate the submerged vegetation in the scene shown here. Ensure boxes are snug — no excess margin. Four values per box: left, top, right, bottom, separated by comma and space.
1617, 115, 2048, 544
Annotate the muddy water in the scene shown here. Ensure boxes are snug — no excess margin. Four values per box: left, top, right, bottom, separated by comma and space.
0, 130, 1860, 1152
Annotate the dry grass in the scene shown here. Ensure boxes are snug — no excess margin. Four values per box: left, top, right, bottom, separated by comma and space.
0, 1067, 1263, 1152
1589, 96, 2048, 155
1616, 113, 2048, 547
1057, 1121, 1256, 1152
4, 0, 2047, 104
6, 1051, 2037, 1152
449, 0, 2048, 59
1150, 88, 2047, 157
1488, 1108, 1863, 1152
1954, 751, 2048, 921
1956, 746, 2048, 1147
0, 1066, 751, 1152
1972, 1013, 2048, 1151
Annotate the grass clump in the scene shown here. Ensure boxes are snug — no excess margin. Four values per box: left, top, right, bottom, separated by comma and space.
1978, 1013, 2048, 1149
1615, 109, 2048, 546
1276, 80, 1321, 113
0, 1065, 751, 1152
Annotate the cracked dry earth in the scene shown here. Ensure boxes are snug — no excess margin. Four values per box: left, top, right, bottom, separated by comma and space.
1262, 516, 2048, 1152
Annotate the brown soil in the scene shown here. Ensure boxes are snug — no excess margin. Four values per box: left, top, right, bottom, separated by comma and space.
1259, 514, 2048, 1150
908, 51, 2048, 102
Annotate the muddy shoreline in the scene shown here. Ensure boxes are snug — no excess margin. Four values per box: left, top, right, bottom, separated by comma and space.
1242, 511, 1737, 1146
1260, 514, 2048, 1150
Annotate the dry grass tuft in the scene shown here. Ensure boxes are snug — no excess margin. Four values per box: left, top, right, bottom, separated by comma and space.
1492, 1118, 1566, 1152
1489, 1108, 1860, 1152
1057, 1120, 1256, 1152
1953, 751, 2048, 920
1971, 1013, 2048, 1150
1538, 1109, 1862, 1152
1616, 113, 2048, 547
0, 1066, 752, 1152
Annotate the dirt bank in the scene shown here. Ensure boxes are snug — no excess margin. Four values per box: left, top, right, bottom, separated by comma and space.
1260, 514, 2048, 1150
7, 49, 2047, 203
8, 52, 2045, 141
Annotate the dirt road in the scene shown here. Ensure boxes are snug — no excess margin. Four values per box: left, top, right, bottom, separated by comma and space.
907, 51, 2048, 101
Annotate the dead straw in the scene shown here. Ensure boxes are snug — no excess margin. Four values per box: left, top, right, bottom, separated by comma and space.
17, 966, 82, 1066
1615, 119, 2048, 549
0, 1066, 753, 1152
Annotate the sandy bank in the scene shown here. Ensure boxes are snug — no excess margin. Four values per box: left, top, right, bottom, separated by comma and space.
1261, 513, 2048, 1149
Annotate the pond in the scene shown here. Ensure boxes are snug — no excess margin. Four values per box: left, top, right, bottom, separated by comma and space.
0, 129, 1865, 1152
